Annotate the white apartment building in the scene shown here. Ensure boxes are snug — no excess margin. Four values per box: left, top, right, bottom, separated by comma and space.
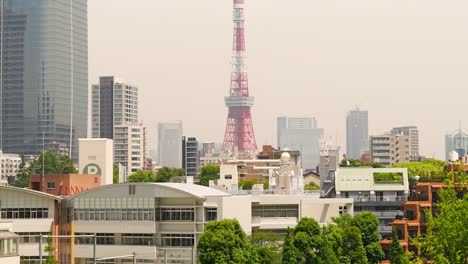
158, 121, 183, 168
114, 124, 147, 176
0, 152, 21, 182
370, 133, 411, 166
391, 126, 419, 160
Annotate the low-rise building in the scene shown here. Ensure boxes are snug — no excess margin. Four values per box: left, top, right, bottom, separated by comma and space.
0, 221, 20, 264
29, 174, 101, 196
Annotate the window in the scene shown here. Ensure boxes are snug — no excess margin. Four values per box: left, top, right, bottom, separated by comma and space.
122, 234, 154, 246
205, 208, 217, 222
0, 208, 49, 219
47, 182, 55, 189
339, 206, 348, 215
224, 175, 232, 180
156, 208, 194, 222
161, 234, 194, 247
252, 205, 298, 218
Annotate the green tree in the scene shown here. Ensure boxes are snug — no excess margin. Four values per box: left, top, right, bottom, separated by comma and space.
250, 231, 283, 264
239, 178, 268, 190
198, 164, 220, 186
113, 165, 119, 184
282, 228, 302, 264
155, 167, 185, 182
352, 212, 384, 263
198, 219, 259, 264
303, 182, 320, 191
390, 229, 410, 264
31, 151, 77, 175
391, 159, 448, 184
341, 226, 368, 264
44, 235, 58, 264
413, 184, 468, 264
58, 155, 77, 174
340, 159, 383, 168
127, 170, 156, 182
13, 156, 31, 188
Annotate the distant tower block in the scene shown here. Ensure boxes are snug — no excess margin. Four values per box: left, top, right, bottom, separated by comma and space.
222, 0, 258, 155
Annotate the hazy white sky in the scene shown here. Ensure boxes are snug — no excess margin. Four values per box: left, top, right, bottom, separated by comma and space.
89, 0, 468, 159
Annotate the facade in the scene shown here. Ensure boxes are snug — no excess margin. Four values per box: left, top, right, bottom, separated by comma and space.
370, 133, 411, 166
0, 186, 61, 263
91, 76, 139, 139
333, 168, 409, 237
0, 0, 88, 161
158, 121, 183, 168
277, 116, 323, 170
391, 126, 419, 160
346, 108, 369, 159
182, 137, 199, 177
114, 124, 147, 176
0, 152, 20, 182
78, 139, 113, 185
29, 174, 100, 196
445, 130, 468, 160
202, 142, 215, 157
0, 221, 19, 264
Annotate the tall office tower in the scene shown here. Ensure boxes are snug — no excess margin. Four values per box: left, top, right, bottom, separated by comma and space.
370, 133, 410, 166
91, 76, 138, 139
222, 0, 258, 155
0, 0, 88, 161
114, 124, 147, 176
391, 126, 419, 160
445, 129, 468, 160
182, 137, 199, 176
158, 121, 183, 168
277, 117, 324, 170
346, 107, 369, 160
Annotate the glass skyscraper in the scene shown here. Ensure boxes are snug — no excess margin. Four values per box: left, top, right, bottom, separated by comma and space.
0, 0, 88, 161
346, 108, 369, 160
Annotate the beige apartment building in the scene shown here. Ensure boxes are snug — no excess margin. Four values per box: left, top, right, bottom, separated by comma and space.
370, 133, 411, 166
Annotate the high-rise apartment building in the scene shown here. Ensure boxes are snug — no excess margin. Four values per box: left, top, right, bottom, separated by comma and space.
158, 121, 183, 168
0, 0, 88, 160
346, 108, 369, 160
114, 124, 147, 175
445, 130, 468, 160
91, 76, 138, 139
391, 126, 419, 160
0, 151, 20, 183
182, 137, 199, 176
370, 133, 410, 166
277, 117, 323, 170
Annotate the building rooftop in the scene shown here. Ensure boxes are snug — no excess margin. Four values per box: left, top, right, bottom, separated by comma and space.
0, 185, 61, 200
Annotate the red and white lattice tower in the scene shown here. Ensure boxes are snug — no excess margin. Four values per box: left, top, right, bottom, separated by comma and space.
222, 0, 258, 155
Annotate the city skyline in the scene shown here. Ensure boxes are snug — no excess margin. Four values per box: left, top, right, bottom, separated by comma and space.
89, 0, 468, 159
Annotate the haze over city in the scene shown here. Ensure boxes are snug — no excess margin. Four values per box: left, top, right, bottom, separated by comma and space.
90, 0, 468, 159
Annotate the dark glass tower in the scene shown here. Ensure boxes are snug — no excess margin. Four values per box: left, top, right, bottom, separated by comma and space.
0, 0, 88, 161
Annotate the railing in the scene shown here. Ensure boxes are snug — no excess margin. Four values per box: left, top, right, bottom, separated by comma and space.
349, 196, 407, 202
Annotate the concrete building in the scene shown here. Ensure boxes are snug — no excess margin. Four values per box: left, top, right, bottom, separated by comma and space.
346, 107, 369, 160
0, 221, 19, 264
29, 174, 100, 196
158, 121, 183, 168
182, 137, 199, 176
0, 0, 88, 161
277, 116, 323, 170
91, 76, 139, 139
78, 139, 113, 185
370, 133, 411, 166
114, 124, 147, 176
445, 130, 468, 160
202, 142, 215, 157
0, 152, 20, 183
391, 126, 419, 160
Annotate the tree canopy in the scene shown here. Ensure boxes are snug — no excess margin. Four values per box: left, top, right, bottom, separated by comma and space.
127, 167, 184, 183
127, 170, 156, 182
303, 181, 320, 191
340, 159, 383, 168
391, 159, 448, 183
198, 164, 220, 186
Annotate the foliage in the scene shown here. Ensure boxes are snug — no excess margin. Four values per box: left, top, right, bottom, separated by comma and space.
13, 155, 31, 188
127, 170, 156, 182
391, 159, 448, 184
340, 159, 383, 168
352, 212, 384, 263
198, 219, 259, 264
44, 235, 58, 264
342, 226, 368, 264
198, 164, 220, 186
282, 228, 302, 264
31, 151, 77, 175
250, 231, 283, 264
373, 172, 404, 183
155, 167, 185, 182
303, 181, 320, 191
390, 229, 410, 264
239, 178, 269, 190
113, 165, 119, 184
413, 184, 468, 264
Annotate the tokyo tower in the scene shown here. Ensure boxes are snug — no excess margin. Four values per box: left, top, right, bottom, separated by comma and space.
222, 0, 258, 155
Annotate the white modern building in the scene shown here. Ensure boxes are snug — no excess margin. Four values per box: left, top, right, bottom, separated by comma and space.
0, 152, 21, 183
114, 124, 147, 176
391, 126, 419, 160
78, 139, 114, 185
158, 121, 183, 168
0, 221, 20, 264
370, 133, 411, 166
346, 107, 369, 160
277, 116, 323, 170
91, 76, 139, 139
